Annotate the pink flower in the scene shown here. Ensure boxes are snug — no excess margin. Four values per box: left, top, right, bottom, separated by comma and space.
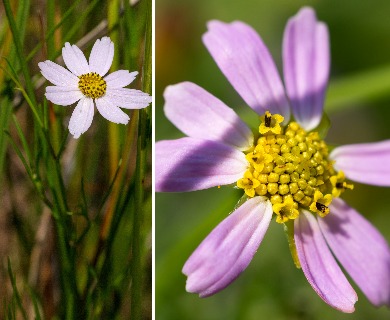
156, 7, 390, 313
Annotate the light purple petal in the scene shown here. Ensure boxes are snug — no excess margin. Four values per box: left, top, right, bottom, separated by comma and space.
88, 37, 114, 76
104, 70, 138, 88
319, 198, 390, 307
164, 82, 253, 151
68, 97, 94, 139
95, 96, 130, 124
106, 88, 152, 109
156, 137, 247, 192
203, 20, 290, 120
330, 140, 390, 186
62, 42, 90, 76
295, 211, 357, 313
283, 7, 330, 131
183, 197, 272, 297
45, 86, 83, 106
38, 61, 79, 87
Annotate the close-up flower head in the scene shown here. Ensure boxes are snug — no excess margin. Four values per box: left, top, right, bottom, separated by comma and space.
156, 7, 390, 313
39, 36, 152, 138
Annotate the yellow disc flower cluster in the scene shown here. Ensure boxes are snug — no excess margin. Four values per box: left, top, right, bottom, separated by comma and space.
78, 72, 107, 99
237, 111, 353, 223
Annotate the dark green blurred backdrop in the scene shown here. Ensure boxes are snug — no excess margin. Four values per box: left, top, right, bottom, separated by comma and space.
156, 1, 390, 319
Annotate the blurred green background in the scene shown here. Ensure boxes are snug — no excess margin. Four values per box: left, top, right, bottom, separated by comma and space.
156, 0, 390, 319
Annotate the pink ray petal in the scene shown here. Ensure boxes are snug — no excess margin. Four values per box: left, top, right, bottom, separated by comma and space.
156, 137, 247, 192
164, 82, 253, 151
319, 198, 390, 306
295, 210, 357, 313
203, 20, 290, 120
330, 140, 390, 186
283, 7, 330, 131
183, 197, 272, 297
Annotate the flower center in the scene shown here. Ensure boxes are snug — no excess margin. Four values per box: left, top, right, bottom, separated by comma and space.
237, 112, 353, 223
78, 72, 107, 99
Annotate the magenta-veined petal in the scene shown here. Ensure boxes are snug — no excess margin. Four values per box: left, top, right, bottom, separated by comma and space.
164, 82, 253, 151
68, 97, 94, 139
283, 7, 330, 131
295, 210, 357, 313
88, 37, 114, 76
183, 197, 272, 297
330, 140, 390, 186
203, 20, 290, 120
62, 42, 90, 76
155, 137, 247, 192
319, 198, 390, 307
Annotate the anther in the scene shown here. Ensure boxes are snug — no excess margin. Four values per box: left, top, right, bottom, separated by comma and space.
316, 202, 328, 214
336, 182, 344, 189
265, 113, 271, 127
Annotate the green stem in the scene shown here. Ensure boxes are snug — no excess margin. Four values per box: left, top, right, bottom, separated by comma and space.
107, 0, 121, 178
2, 0, 37, 106
53, 211, 78, 319
47, 155, 78, 319
130, 1, 152, 319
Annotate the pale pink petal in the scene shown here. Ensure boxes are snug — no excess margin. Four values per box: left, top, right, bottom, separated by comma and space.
68, 97, 94, 139
183, 197, 272, 297
88, 37, 114, 76
295, 211, 358, 313
156, 137, 247, 192
319, 198, 390, 306
104, 70, 138, 88
283, 7, 330, 131
38, 61, 79, 87
330, 140, 390, 186
203, 20, 290, 120
45, 86, 83, 106
62, 42, 90, 76
106, 88, 152, 109
164, 82, 253, 151
95, 96, 129, 124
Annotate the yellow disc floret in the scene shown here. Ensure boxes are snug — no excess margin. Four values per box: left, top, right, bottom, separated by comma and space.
237, 111, 354, 223
259, 111, 284, 134
273, 195, 299, 223
309, 190, 332, 217
237, 170, 260, 198
78, 72, 107, 99
330, 171, 354, 197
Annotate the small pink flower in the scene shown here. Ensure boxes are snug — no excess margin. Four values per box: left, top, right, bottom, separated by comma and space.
156, 7, 390, 313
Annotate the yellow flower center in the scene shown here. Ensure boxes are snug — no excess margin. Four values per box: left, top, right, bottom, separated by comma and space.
237, 111, 353, 223
78, 72, 107, 99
